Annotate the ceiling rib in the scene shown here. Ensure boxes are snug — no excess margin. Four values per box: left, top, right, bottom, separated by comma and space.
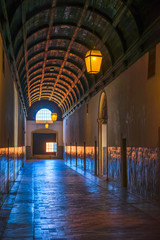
1, 0, 156, 115
12, 4, 128, 54
22, 1, 31, 107
49, 0, 90, 102
28, 72, 74, 88
30, 95, 65, 112
31, 84, 76, 108
19, 53, 88, 87
27, 76, 80, 100
59, 65, 86, 109
15, 21, 114, 65
17, 41, 86, 70
97, 0, 134, 52
21, 62, 85, 96
39, 0, 57, 101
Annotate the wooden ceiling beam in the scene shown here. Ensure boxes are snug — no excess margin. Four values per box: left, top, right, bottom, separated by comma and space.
28, 74, 73, 88
17, 42, 85, 70
39, 0, 56, 101
19, 54, 88, 88
16, 21, 113, 64
97, 0, 134, 51
58, 0, 136, 107
27, 77, 80, 100
49, 0, 90, 103
28, 66, 86, 90
59, 65, 86, 109
30, 96, 65, 112
12, 5, 129, 55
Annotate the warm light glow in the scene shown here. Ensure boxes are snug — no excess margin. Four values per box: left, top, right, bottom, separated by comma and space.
46, 142, 57, 152
85, 50, 102, 74
51, 113, 57, 121
45, 123, 49, 128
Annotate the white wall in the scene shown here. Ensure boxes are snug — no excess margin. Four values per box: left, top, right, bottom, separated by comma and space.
26, 120, 63, 146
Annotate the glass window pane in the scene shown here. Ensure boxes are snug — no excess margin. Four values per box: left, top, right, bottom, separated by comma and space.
36, 108, 52, 121
46, 142, 57, 153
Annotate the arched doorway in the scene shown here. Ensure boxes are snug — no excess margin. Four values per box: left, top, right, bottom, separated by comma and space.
98, 91, 108, 177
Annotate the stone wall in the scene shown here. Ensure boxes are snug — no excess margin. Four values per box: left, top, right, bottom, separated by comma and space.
26, 120, 64, 160
63, 43, 160, 200
0, 34, 26, 206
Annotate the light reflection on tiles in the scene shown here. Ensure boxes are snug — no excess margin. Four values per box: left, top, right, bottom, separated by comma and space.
0, 146, 25, 206
65, 145, 159, 200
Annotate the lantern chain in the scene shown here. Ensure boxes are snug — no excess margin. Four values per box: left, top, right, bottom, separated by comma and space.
93, 0, 96, 49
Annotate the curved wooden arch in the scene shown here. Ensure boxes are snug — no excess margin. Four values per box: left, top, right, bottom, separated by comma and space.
26, 66, 75, 85
18, 54, 88, 89
15, 23, 113, 65
30, 87, 73, 108
19, 52, 84, 81
29, 79, 79, 104
30, 91, 69, 110
2, 0, 144, 113
12, 6, 136, 56
21, 63, 86, 102
29, 84, 72, 104
16, 39, 86, 66
30, 97, 65, 112
27, 58, 86, 84
21, 63, 83, 110
24, 60, 78, 84
24, 73, 80, 101
28, 77, 70, 93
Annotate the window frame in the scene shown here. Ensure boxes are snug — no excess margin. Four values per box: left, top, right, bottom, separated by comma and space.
46, 142, 57, 153
36, 108, 53, 123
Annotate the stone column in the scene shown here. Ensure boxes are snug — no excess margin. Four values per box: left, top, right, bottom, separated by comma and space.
98, 118, 104, 176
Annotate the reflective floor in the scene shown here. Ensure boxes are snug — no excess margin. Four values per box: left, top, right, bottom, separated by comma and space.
1, 160, 160, 240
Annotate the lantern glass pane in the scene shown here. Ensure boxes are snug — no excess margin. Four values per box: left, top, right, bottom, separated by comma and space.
51, 113, 57, 121
85, 55, 91, 72
85, 50, 102, 74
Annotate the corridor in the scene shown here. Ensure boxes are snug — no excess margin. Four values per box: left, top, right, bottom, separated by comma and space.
0, 160, 160, 240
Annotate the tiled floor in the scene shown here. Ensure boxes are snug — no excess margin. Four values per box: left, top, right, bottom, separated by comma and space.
0, 160, 160, 240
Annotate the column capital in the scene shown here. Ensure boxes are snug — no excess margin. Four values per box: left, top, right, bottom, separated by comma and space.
97, 118, 104, 124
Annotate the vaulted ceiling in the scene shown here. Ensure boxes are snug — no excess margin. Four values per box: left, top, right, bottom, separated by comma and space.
0, 0, 160, 116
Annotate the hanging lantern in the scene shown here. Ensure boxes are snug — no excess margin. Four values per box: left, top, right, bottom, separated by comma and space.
85, 50, 102, 74
45, 123, 49, 129
51, 113, 57, 121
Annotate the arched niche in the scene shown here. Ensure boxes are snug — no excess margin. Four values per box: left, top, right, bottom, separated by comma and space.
98, 91, 108, 177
